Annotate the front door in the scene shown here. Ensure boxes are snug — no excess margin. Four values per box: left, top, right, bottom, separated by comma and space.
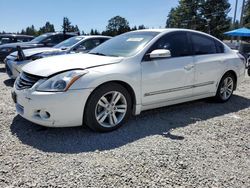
141, 32, 195, 106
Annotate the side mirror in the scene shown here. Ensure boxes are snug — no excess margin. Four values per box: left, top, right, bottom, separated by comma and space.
149, 49, 171, 59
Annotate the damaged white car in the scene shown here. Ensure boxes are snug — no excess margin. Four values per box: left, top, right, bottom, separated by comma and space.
12, 29, 245, 132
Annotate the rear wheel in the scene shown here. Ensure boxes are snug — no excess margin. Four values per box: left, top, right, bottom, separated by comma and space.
215, 73, 235, 102
84, 83, 132, 132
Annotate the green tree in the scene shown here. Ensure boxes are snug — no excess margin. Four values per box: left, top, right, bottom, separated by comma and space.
105, 16, 130, 36
244, 0, 250, 28
62, 17, 80, 33
235, 20, 240, 29
131, 25, 147, 31
166, 0, 203, 29
90, 29, 95, 35
62, 17, 72, 32
131, 26, 137, 31
90, 29, 101, 35
72, 25, 80, 33
201, 0, 231, 39
138, 25, 146, 29
166, 0, 231, 39
38, 22, 55, 34
20, 29, 26, 35
25, 25, 37, 36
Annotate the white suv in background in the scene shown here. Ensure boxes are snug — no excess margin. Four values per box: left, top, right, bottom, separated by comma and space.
5, 35, 111, 79
12, 29, 246, 132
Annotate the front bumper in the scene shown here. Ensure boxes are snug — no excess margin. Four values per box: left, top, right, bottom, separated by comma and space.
13, 87, 93, 127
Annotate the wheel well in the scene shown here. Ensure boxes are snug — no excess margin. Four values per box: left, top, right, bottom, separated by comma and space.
91, 81, 136, 110
224, 70, 237, 90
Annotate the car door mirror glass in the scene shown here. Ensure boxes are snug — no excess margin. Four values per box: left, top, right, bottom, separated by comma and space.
149, 49, 171, 59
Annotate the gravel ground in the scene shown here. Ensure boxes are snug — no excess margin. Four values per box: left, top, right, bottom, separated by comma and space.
0, 63, 249, 187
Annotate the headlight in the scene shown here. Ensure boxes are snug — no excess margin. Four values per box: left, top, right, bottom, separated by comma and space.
1, 48, 12, 53
36, 70, 88, 92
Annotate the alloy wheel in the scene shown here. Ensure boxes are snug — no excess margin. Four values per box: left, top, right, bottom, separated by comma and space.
220, 77, 234, 101
95, 91, 127, 128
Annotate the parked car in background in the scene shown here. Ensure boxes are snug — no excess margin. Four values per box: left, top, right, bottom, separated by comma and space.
5, 35, 111, 79
0, 32, 77, 62
12, 29, 246, 132
0, 34, 34, 46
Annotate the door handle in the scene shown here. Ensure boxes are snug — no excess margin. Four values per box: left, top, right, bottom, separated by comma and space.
184, 64, 194, 71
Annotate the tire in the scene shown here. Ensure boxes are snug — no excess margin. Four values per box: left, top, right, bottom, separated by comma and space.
215, 73, 236, 102
84, 83, 132, 132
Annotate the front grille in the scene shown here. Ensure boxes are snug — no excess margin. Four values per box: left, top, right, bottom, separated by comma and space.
15, 72, 43, 90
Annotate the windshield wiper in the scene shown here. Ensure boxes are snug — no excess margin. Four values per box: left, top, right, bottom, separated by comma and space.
89, 52, 107, 56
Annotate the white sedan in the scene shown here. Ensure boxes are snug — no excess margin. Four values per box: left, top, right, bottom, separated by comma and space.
12, 29, 246, 132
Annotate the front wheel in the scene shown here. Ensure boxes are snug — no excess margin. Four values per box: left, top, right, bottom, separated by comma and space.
84, 83, 132, 132
215, 73, 236, 102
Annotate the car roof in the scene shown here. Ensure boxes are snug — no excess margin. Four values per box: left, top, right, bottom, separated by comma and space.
0, 34, 34, 38
53, 32, 78, 36
81, 35, 112, 39
131, 28, 224, 42
132, 28, 213, 36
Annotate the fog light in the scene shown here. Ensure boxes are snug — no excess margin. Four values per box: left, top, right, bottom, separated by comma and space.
39, 110, 50, 119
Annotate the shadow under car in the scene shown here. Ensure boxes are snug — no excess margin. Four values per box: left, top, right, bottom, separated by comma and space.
10, 94, 250, 154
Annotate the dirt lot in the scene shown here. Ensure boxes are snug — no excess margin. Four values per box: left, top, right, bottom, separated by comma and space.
0, 63, 249, 187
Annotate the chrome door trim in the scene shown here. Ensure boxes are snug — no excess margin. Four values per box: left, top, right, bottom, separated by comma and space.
144, 81, 215, 97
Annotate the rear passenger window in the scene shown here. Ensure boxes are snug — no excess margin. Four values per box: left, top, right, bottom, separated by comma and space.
17, 38, 28, 42
52, 35, 65, 43
92, 39, 102, 47
191, 34, 216, 55
215, 40, 225, 53
43, 35, 66, 45
100, 38, 109, 43
81, 40, 98, 50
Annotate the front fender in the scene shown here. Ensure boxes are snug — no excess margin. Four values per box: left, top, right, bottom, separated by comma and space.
69, 64, 142, 108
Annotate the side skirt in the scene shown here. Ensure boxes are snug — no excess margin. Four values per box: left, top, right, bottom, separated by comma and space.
140, 92, 216, 112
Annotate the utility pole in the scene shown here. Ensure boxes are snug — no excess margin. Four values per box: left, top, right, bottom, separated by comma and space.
231, 0, 239, 42
240, 0, 246, 26
239, 0, 246, 51
233, 0, 238, 27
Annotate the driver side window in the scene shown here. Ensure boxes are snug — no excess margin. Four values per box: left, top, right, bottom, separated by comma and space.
75, 39, 102, 52
144, 32, 192, 61
43, 35, 64, 46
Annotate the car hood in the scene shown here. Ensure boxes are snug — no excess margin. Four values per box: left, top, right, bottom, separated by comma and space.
11, 47, 62, 57
22, 53, 124, 77
0, 42, 40, 49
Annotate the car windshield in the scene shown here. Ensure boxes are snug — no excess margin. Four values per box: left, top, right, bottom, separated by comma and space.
30, 34, 50, 43
89, 31, 160, 57
54, 36, 84, 49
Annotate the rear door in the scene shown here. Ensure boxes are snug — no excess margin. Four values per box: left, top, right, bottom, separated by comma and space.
190, 33, 225, 95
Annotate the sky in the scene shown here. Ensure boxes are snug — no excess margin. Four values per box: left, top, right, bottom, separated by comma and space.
0, 0, 245, 33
